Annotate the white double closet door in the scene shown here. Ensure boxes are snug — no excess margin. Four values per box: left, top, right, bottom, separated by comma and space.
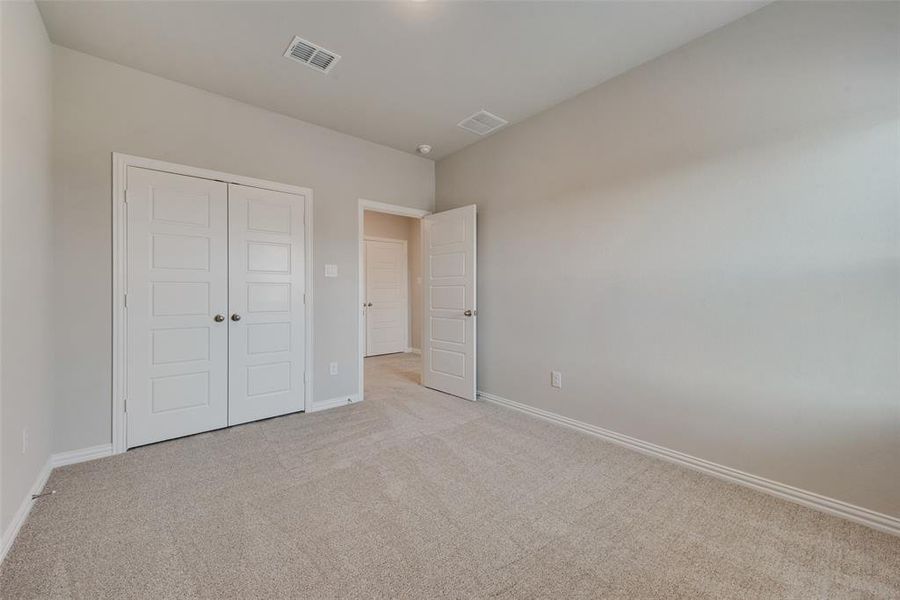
126, 166, 306, 448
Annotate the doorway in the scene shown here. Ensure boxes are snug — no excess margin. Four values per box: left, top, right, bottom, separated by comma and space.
359, 202, 428, 402
357, 199, 478, 404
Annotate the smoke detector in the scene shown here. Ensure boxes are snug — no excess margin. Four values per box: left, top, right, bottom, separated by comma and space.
416, 144, 432, 155
457, 110, 508, 136
284, 36, 341, 73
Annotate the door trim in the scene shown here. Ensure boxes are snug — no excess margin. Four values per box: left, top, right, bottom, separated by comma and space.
112, 153, 314, 454
357, 199, 429, 403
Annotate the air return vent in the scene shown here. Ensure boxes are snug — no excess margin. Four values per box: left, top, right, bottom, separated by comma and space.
284, 36, 341, 73
457, 110, 508, 136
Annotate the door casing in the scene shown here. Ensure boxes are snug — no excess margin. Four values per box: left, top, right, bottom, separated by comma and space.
112, 153, 314, 454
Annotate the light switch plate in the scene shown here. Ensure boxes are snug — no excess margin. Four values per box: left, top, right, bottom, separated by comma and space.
324, 264, 338, 278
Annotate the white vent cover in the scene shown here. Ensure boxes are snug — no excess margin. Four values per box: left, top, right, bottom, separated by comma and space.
457, 110, 508, 136
284, 36, 341, 73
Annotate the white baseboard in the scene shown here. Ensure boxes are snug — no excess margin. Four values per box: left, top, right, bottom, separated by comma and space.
1, 442, 115, 564
50, 443, 113, 468
0, 459, 52, 564
306, 393, 360, 413
405, 347, 421, 355
478, 391, 900, 537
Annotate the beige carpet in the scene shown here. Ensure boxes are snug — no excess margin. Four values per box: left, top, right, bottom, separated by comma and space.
2, 353, 898, 599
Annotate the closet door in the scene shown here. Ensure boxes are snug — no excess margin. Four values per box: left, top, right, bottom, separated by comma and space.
228, 184, 306, 425
126, 167, 229, 448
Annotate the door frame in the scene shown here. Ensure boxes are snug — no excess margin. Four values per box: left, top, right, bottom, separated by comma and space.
362, 236, 409, 358
112, 153, 314, 454
357, 199, 429, 403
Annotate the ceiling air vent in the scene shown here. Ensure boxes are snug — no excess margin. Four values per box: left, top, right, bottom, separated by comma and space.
457, 110, 508, 136
284, 36, 341, 74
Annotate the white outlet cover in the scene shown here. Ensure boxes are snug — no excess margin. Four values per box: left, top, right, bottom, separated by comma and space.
329, 361, 339, 375
325, 264, 338, 278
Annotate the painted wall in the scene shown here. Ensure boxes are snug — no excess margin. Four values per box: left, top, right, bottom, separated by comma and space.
52, 47, 434, 453
363, 211, 422, 350
0, 0, 55, 536
436, 2, 900, 517
408, 217, 423, 352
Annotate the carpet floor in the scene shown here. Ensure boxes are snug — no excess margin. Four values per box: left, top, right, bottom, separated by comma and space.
1, 353, 898, 599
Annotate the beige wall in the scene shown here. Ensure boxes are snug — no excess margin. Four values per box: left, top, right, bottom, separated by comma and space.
436, 1, 900, 517
1, 0, 55, 535
363, 211, 422, 350
364, 211, 411, 241
407, 217, 422, 351
52, 47, 434, 453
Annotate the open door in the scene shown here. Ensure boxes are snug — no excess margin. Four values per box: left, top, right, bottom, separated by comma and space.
422, 205, 476, 400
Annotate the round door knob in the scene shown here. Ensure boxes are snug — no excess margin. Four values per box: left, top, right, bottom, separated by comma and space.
464, 309, 473, 317
231, 313, 241, 322
214, 314, 225, 322
367, 302, 373, 307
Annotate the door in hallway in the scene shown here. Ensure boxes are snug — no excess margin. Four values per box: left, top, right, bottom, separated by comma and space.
422, 205, 477, 401
364, 239, 408, 356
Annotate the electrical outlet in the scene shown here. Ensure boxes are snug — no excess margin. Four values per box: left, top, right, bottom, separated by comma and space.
551, 371, 562, 389
22, 428, 29, 454
329, 362, 339, 376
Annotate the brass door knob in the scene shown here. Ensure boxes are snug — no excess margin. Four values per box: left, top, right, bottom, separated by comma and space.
214, 314, 225, 322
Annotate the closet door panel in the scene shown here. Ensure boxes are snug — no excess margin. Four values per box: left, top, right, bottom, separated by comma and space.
228, 184, 306, 425
126, 167, 229, 447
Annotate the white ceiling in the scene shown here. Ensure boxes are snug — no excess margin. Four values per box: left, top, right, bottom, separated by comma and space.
37, 1, 766, 160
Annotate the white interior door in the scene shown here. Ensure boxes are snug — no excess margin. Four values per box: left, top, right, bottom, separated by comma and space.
422, 205, 476, 400
228, 184, 306, 425
365, 239, 408, 356
126, 167, 229, 447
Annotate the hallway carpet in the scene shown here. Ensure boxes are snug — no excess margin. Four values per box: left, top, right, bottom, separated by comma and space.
1, 353, 898, 599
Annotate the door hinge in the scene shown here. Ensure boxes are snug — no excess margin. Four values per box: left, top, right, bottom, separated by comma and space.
123, 189, 128, 203
303, 371, 309, 383
124, 293, 128, 308
124, 397, 127, 412
303, 293, 306, 304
